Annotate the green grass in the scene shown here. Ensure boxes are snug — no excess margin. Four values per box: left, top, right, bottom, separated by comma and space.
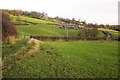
11, 15, 118, 39
16, 24, 80, 37
16, 24, 106, 38
2, 39, 28, 57
2, 40, 118, 78
10, 15, 106, 38
11, 15, 59, 25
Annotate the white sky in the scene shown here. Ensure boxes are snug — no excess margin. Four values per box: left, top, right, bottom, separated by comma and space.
0, 0, 119, 25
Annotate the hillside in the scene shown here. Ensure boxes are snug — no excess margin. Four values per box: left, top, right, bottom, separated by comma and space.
8, 14, 119, 40
8, 15, 107, 39
16, 24, 80, 37
11, 15, 62, 25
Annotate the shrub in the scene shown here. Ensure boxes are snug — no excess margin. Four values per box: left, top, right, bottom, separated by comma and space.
78, 27, 99, 38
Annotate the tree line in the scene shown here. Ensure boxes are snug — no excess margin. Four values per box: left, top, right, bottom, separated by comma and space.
1, 9, 48, 19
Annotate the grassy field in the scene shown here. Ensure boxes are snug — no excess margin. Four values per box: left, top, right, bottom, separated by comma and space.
11, 15, 118, 39
16, 24, 79, 37
16, 24, 119, 39
16, 24, 106, 38
11, 15, 61, 25
2, 39, 118, 78
9, 15, 106, 38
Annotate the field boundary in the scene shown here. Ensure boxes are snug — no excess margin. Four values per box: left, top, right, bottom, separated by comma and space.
30, 36, 109, 41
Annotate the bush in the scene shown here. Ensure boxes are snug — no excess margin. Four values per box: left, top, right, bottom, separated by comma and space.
78, 27, 99, 38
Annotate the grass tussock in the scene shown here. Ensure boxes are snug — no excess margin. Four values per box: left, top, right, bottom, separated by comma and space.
27, 38, 43, 57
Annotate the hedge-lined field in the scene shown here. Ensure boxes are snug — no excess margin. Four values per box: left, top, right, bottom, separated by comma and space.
11, 15, 60, 25
11, 15, 118, 39
16, 24, 81, 37
16, 24, 106, 38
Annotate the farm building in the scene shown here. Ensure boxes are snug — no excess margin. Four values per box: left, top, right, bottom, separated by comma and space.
59, 24, 82, 29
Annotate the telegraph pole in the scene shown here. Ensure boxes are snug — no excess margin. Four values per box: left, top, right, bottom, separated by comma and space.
67, 27, 68, 41
65, 24, 68, 41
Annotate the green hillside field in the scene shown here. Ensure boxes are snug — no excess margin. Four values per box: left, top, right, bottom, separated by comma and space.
16, 24, 107, 38
11, 15, 118, 39
11, 15, 62, 25
16, 24, 80, 37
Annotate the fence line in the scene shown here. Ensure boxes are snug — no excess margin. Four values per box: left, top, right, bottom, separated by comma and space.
30, 36, 108, 41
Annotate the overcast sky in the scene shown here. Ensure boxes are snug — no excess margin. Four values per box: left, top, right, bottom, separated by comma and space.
0, 0, 119, 25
